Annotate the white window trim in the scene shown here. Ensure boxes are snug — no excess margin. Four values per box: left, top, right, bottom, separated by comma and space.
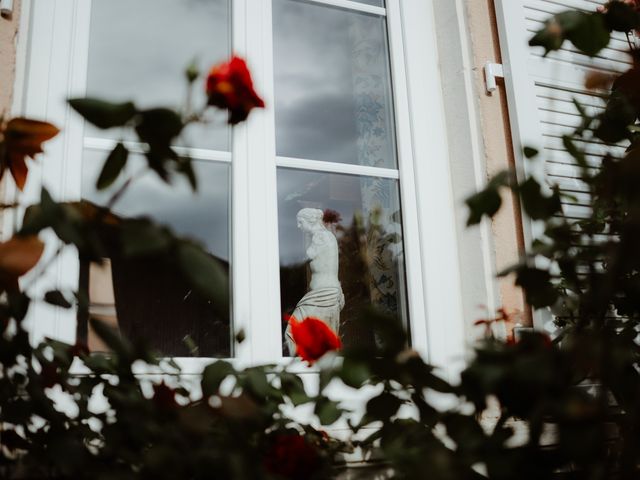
11, 0, 468, 380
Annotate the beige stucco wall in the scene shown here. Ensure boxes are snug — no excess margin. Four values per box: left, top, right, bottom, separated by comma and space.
465, 0, 531, 326
0, 1, 20, 117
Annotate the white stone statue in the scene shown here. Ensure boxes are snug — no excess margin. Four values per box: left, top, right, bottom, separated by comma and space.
285, 208, 345, 355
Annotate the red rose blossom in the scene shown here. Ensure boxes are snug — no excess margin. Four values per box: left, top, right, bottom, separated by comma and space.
205, 56, 265, 125
263, 433, 320, 480
288, 316, 341, 365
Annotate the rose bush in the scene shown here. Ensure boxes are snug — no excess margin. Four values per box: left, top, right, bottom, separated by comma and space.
2, 2, 640, 477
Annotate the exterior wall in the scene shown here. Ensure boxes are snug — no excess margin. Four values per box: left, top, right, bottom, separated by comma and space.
432, 0, 531, 336
0, 1, 20, 116
464, 0, 531, 327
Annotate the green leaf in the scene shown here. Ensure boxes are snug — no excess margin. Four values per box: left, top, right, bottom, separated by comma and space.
529, 11, 610, 57
564, 12, 610, 57
280, 373, 312, 406
176, 241, 229, 308
339, 357, 370, 388
135, 108, 183, 146
68, 98, 136, 129
315, 398, 342, 425
244, 369, 271, 398
201, 361, 235, 397
44, 290, 72, 309
96, 143, 128, 190
120, 219, 173, 257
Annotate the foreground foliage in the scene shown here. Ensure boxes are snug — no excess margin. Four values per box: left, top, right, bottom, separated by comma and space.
2, 2, 640, 478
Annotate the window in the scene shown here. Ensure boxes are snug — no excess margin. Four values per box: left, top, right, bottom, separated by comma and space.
15, 0, 468, 375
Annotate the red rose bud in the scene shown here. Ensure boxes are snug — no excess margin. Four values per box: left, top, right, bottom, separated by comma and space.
288, 316, 341, 365
152, 381, 178, 411
205, 56, 265, 125
263, 434, 320, 480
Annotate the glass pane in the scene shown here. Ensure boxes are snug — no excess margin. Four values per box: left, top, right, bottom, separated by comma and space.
277, 168, 409, 355
86, 0, 231, 151
79, 151, 231, 357
273, 0, 397, 168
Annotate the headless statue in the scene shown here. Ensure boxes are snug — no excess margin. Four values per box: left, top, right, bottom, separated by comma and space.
286, 208, 344, 355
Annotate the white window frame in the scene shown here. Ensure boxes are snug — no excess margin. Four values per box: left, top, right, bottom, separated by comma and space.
11, 0, 467, 380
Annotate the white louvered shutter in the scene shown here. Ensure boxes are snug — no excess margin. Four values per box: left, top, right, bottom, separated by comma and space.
494, 0, 633, 328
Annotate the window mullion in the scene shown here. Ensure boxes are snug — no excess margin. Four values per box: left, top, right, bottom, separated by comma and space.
239, 0, 283, 363
385, 0, 429, 359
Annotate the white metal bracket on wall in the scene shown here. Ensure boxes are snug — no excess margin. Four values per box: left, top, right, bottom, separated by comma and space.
0, 0, 13, 18
484, 61, 504, 94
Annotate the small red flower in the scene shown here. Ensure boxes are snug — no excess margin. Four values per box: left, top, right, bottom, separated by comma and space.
288, 316, 341, 365
205, 56, 265, 125
263, 433, 320, 480
67, 341, 89, 358
322, 209, 342, 225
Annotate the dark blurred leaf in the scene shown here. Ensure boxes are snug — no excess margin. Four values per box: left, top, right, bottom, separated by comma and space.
604, 1, 640, 32
176, 157, 197, 191
565, 12, 609, 56
135, 108, 183, 146
518, 177, 562, 220
244, 368, 271, 398
523, 146, 539, 159
514, 266, 559, 308
280, 373, 312, 406
466, 187, 502, 226
562, 136, 588, 168
315, 398, 342, 425
339, 357, 370, 389
120, 219, 173, 257
7, 291, 30, 321
235, 328, 246, 344
96, 143, 128, 190
530, 11, 609, 56
366, 392, 402, 420
44, 290, 72, 309
68, 98, 136, 129
201, 361, 235, 397
466, 171, 511, 226
176, 241, 229, 308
